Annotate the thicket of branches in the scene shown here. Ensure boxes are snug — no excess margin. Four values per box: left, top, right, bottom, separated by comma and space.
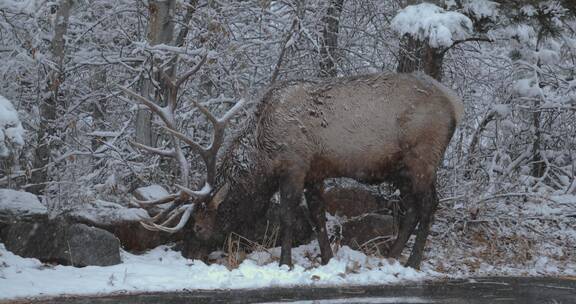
1, 0, 575, 215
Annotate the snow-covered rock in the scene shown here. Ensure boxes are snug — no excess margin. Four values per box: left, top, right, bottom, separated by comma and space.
0, 95, 25, 158
64, 200, 173, 252
65, 200, 149, 226
0, 189, 46, 223
391, 3, 473, 48
133, 184, 170, 201
2, 221, 121, 267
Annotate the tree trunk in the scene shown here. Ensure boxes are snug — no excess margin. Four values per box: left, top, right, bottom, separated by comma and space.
270, 0, 306, 84
30, 0, 73, 194
90, 68, 107, 153
396, 0, 444, 81
135, 0, 176, 146
318, 0, 345, 77
422, 45, 444, 81
531, 65, 544, 179
396, 35, 423, 74
531, 36, 547, 179
175, 0, 198, 47
531, 100, 545, 178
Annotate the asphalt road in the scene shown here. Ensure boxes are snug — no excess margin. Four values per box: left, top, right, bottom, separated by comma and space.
10, 277, 576, 304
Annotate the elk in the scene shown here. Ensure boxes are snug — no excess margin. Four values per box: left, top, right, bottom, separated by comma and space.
121, 72, 463, 270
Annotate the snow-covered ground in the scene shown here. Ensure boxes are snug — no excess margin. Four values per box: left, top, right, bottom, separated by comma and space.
0, 242, 427, 301
423, 193, 576, 277
1, 193, 575, 301
1, 232, 575, 301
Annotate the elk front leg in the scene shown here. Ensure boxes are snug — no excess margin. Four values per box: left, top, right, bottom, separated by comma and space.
279, 172, 305, 268
305, 183, 333, 265
406, 186, 439, 269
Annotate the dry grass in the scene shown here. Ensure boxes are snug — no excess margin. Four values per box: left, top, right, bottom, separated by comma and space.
426, 196, 576, 275
222, 221, 280, 269
354, 235, 395, 258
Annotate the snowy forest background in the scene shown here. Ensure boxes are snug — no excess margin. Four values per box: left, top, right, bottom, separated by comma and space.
1, 0, 576, 274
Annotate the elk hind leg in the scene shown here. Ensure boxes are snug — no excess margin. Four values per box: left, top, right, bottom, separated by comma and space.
406, 185, 439, 269
305, 183, 333, 264
387, 186, 420, 259
279, 171, 305, 268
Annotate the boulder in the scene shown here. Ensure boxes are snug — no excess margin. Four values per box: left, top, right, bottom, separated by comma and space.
340, 213, 396, 253
0, 189, 48, 237
0, 189, 47, 224
66, 224, 121, 266
322, 186, 379, 217
0, 189, 174, 263
64, 200, 176, 252
1, 219, 121, 266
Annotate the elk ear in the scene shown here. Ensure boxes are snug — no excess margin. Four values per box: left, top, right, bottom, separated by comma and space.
208, 183, 229, 210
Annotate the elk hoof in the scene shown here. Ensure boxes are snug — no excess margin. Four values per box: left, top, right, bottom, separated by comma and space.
279, 257, 294, 270
279, 262, 294, 270
405, 256, 422, 270
320, 251, 333, 265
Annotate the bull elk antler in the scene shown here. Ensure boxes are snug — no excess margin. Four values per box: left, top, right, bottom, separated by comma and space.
116, 57, 245, 233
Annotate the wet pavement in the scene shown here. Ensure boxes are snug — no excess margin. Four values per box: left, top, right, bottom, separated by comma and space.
13, 277, 576, 304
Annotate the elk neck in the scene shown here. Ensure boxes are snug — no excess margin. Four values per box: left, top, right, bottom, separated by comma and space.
212, 115, 278, 234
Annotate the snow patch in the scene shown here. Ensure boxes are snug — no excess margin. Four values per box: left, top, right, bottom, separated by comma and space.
535, 48, 560, 64
507, 24, 536, 44
522, 202, 563, 217
551, 195, 576, 204
134, 184, 170, 201
0, 189, 46, 218
492, 104, 510, 117
0, 95, 25, 158
520, 5, 537, 17
0, 0, 39, 14
514, 78, 541, 97
391, 3, 472, 48
462, 0, 499, 19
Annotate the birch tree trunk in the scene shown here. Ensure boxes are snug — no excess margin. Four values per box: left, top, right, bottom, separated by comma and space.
30, 0, 73, 194
135, 0, 176, 146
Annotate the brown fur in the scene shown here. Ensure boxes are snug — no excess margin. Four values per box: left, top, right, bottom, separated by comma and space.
193, 72, 463, 269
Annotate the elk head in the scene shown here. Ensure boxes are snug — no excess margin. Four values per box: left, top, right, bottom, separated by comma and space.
191, 183, 229, 240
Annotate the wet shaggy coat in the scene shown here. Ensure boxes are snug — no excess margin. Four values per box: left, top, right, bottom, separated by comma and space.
193, 72, 463, 269
254, 73, 461, 184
